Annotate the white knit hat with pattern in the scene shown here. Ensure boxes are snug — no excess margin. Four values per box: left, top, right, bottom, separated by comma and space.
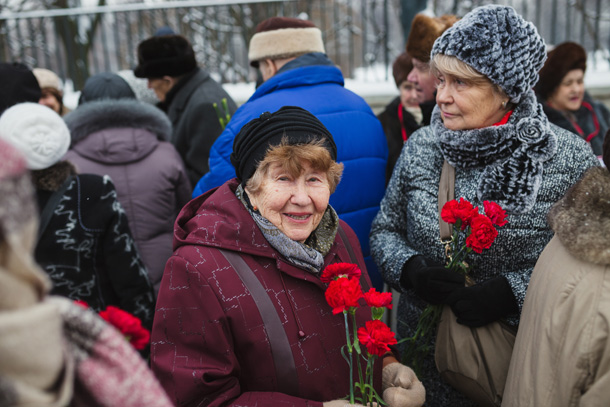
0, 102, 70, 170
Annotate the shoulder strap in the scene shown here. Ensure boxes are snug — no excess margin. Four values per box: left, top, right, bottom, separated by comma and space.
38, 176, 74, 242
337, 225, 370, 292
218, 249, 299, 396
438, 160, 455, 241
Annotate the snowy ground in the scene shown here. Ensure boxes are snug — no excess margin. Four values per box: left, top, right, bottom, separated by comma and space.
63, 56, 610, 111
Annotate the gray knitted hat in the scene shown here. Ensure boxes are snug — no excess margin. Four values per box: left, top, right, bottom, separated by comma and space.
431, 5, 547, 103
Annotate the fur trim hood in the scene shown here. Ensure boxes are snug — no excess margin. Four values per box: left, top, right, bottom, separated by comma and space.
64, 99, 171, 145
548, 167, 610, 265
31, 160, 77, 191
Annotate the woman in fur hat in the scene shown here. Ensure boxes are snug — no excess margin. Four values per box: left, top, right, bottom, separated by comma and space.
0, 102, 155, 332
370, 5, 599, 406
503, 132, 610, 407
535, 41, 609, 158
64, 72, 192, 296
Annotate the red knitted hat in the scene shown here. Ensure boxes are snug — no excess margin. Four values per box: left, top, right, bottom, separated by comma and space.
248, 17, 325, 67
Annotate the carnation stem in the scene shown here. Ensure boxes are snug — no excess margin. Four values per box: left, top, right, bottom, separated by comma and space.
344, 312, 355, 404
352, 312, 365, 398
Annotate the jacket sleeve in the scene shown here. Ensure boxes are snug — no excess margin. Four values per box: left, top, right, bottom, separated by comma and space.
99, 176, 155, 329
183, 101, 225, 186
151, 253, 322, 407
369, 134, 425, 292
192, 126, 238, 198
173, 150, 193, 212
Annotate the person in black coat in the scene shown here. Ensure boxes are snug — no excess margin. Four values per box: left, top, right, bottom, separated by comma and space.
377, 52, 422, 184
133, 34, 237, 186
0, 102, 155, 330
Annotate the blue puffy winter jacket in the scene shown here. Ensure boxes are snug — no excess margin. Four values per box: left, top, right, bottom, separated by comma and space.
193, 56, 388, 289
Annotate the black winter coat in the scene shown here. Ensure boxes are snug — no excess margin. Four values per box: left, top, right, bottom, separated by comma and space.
34, 162, 155, 329
161, 68, 237, 186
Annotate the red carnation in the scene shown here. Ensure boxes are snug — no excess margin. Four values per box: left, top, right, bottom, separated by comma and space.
483, 200, 508, 226
74, 299, 89, 309
99, 306, 150, 350
321, 262, 361, 283
325, 277, 363, 314
363, 288, 393, 310
357, 320, 397, 357
441, 198, 478, 230
466, 215, 498, 254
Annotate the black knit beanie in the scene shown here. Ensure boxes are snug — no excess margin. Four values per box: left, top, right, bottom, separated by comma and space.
230, 106, 337, 184
0, 62, 41, 114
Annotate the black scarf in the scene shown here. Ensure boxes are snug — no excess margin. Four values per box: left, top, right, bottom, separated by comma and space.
432, 90, 558, 214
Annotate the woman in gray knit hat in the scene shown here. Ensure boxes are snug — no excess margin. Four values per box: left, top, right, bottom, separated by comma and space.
370, 5, 599, 406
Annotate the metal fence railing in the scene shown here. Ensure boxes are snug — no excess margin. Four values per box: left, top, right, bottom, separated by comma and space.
0, 0, 608, 90
0, 0, 403, 89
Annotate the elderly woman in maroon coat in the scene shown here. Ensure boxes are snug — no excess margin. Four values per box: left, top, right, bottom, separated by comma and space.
151, 106, 425, 407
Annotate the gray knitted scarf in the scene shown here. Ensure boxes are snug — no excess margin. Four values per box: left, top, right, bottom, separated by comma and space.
432, 90, 558, 214
236, 185, 339, 274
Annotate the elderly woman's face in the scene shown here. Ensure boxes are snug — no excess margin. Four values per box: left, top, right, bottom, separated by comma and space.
248, 161, 331, 243
548, 69, 585, 112
435, 72, 507, 131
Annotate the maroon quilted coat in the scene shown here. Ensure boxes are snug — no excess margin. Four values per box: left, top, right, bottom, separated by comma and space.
151, 178, 384, 406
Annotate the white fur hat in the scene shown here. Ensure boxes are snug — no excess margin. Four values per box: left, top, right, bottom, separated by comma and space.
248, 17, 325, 67
0, 103, 70, 170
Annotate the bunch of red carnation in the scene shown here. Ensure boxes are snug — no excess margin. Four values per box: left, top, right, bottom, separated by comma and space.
403, 198, 508, 374
440, 198, 507, 254
322, 263, 396, 405
75, 301, 150, 350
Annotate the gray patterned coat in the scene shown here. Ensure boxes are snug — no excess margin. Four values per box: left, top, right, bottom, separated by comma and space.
370, 123, 598, 406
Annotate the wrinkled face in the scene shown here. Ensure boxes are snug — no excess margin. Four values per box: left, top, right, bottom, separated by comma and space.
147, 77, 173, 102
435, 72, 507, 131
547, 69, 585, 112
398, 80, 419, 108
247, 161, 331, 243
406, 58, 438, 104
39, 92, 61, 114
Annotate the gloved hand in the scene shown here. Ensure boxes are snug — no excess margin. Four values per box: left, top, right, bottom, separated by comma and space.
382, 363, 426, 407
446, 276, 518, 327
323, 401, 376, 407
400, 255, 464, 304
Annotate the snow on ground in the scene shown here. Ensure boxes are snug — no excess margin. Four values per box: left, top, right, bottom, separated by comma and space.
63, 57, 610, 111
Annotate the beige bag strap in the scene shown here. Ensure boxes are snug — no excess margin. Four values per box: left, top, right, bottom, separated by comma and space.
438, 160, 455, 242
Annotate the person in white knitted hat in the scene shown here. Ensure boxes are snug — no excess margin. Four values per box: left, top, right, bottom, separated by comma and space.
0, 137, 174, 407
0, 102, 156, 337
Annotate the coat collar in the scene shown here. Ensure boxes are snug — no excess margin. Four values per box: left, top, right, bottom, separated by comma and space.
165, 68, 209, 113
174, 178, 347, 288
548, 167, 610, 265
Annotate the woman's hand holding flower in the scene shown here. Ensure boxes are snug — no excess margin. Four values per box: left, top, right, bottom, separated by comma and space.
381, 362, 426, 407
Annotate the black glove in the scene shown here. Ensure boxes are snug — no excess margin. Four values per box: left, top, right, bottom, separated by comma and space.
446, 276, 518, 327
400, 255, 465, 304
